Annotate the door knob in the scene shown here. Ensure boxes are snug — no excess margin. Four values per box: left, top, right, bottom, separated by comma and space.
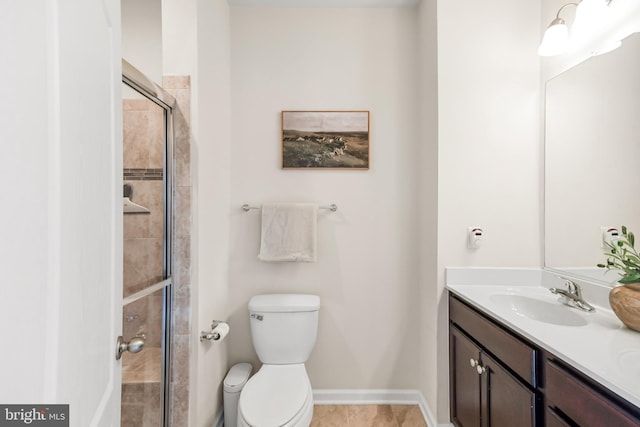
115, 335, 146, 360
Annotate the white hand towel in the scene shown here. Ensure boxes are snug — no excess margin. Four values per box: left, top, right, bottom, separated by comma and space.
258, 203, 318, 262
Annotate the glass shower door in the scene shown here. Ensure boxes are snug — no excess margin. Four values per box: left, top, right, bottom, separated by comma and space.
121, 289, 168, 426
120, 77, 173, 427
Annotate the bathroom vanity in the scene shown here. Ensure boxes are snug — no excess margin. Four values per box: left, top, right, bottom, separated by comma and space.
447, 272, 640, 427
445, 19, 640, 427
444, 27, 640, 427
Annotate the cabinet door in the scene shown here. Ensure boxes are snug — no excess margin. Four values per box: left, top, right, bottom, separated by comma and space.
545, 407, 572, 427
481, 352, 536, 427
451, 327, 482, 427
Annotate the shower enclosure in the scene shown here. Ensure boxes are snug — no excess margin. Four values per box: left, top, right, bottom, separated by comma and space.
120, 59, 175, 427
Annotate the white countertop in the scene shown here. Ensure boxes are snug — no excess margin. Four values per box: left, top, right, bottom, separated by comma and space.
446, 268, 640, 409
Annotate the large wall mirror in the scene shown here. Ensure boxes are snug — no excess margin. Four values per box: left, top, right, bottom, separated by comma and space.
545, 32, 640, 285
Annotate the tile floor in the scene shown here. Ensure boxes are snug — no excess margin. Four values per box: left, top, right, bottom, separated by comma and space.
310, 404, 428, 427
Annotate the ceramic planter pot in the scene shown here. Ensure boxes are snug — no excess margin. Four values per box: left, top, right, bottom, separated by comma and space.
609, 284, 640, 332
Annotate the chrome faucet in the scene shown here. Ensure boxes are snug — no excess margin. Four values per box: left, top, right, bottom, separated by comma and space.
549, 279, 595, 312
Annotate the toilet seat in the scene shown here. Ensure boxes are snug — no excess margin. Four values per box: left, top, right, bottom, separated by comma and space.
238, 364, 313, 427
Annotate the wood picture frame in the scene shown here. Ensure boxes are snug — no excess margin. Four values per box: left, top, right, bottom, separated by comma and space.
281, 110, 370, 169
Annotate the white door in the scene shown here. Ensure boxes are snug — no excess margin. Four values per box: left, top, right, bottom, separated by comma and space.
0, 1, 123, 426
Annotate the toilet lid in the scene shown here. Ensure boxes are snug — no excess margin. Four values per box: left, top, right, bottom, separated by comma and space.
239, 364, 310, 427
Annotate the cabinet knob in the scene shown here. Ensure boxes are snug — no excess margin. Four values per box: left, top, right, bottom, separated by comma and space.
476, 364, 486, 375
469, 358, 478, 368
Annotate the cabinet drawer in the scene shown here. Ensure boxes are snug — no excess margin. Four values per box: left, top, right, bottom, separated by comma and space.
546, 360, 639, 427
450, 296, 537, 387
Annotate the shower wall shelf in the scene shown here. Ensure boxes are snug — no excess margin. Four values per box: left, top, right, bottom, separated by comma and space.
123, 183, 150, 214
123, 197, 151, 214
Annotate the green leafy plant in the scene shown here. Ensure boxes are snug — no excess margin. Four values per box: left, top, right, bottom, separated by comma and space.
597, 225, 640, 284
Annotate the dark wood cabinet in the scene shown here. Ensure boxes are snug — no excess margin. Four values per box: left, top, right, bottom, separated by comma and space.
449, 295, 537, 387
482, 351, 536, 427
545, 407, 572, 427
545, 358, 640, 427
450, 327, 482, 427
450, 298, 537, 427
449, 293, 640, 427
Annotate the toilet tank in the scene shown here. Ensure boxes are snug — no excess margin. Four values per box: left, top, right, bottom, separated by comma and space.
248, 294, 320, 364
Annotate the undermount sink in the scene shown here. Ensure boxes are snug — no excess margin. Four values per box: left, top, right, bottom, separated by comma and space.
490, 294, 589, 326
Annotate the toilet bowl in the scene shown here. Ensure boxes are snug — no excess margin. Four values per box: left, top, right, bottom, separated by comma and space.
237, 364, 313, 427
237, 294, 320, 427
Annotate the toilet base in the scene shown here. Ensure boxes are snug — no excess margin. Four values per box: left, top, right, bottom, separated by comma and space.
238, 386, 312, 427
237, 364, 314, 427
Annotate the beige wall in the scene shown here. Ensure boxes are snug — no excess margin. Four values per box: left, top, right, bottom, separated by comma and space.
416, 0, 439, 420
194, 0, 233, 426
435, 0, 541, 421
122, 0, 163, 83
437, 0, 541, 269
162, 0, 233, 425
228, 7, 421, 390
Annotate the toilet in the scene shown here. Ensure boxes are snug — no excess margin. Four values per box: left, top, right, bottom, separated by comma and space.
237, 294, 320, 427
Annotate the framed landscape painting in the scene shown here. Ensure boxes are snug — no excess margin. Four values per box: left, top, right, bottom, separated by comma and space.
282, 110, 370, 169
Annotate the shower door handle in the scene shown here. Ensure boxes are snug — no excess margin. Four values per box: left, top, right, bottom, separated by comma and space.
115, 335, 146, 360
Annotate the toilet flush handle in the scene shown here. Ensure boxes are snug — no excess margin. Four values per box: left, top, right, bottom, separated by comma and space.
251, 314, 263, 321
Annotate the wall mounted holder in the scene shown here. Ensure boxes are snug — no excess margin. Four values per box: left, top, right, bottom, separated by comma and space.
200, 320, 230, 342
467, 227, 483, 249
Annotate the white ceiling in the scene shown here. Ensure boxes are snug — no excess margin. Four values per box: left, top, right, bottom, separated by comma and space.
227, 0, 419, 7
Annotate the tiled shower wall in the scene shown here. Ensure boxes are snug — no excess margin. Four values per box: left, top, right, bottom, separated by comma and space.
163, 76, 192, 427
123, 98, 165, 298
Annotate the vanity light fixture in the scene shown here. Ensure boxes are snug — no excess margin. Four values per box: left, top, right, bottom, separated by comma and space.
538, 2, 576, 56
538, 0, 614, 57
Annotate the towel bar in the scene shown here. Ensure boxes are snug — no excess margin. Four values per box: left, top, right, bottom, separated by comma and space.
241, 203, 337, 212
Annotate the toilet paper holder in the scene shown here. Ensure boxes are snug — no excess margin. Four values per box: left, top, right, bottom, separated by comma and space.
200, 320, 229, 342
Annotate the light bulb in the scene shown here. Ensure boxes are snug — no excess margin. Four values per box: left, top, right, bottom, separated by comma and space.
538, 18, 570, 56
573, 0, 609, 42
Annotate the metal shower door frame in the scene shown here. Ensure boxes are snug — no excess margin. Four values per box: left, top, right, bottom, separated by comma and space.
122, 58, 176, 427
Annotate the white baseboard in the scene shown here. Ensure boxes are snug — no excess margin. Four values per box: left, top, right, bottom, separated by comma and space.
313, 389, 422, 405
313, 389, 453, 427
213, 389, 453, 427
